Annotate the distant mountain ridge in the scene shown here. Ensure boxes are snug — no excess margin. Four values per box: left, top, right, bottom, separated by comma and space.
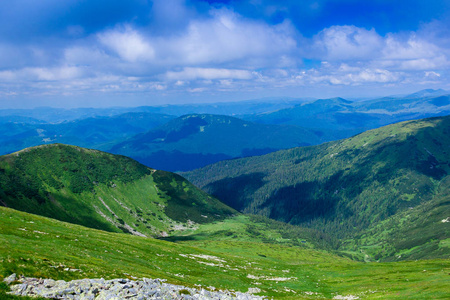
1, 89, 450, 173
0, 112, 175, 156
0, 97, 309, 123
108, 114, 330, 171
244, 91, 450, 138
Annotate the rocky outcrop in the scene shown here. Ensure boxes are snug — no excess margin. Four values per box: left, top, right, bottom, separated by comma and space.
5, 274, 267, 300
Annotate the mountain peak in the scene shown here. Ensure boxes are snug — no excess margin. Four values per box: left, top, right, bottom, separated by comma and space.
406, 89, 448, 98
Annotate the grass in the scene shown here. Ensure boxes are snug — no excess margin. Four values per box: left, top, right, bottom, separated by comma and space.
1, 207, 449, 299
163, 214, 333, 250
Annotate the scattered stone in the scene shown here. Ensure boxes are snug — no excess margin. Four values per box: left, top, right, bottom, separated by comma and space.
3, 273, 17, 284
6, 275, 267, 299
333, 295, 359, 300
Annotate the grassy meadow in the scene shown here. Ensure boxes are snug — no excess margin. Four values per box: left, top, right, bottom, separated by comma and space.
1, 207, 449, 299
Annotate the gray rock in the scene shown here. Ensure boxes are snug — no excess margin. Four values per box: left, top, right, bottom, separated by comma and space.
8, 276, 267, 299
3, 273, 17, 284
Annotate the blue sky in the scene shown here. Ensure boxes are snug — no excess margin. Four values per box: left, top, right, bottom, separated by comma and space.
0, 0, 449, 108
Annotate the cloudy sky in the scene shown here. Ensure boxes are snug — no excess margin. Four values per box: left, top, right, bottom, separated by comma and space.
0, 0, 449, 108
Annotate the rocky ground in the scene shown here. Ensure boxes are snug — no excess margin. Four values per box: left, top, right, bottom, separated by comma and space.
4, 274, 267, 299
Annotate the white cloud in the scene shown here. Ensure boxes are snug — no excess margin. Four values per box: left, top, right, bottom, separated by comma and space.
313, 25, 383, 60
290, 64, 402, 87
98, 26, 155, 62
150, 8, 298, 67
165, 67, 253, 80
188, 87, 207, 93
382, 34, 439, 60
0, 66, 84, 82
425, 71, 440, 78
311, 25, 450, 72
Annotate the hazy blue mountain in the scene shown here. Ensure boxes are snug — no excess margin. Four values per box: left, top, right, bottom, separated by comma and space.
0, 107, 137, 123
245, 91, 450, 139
0, 97, 310, 123
108, 114, 330, 172
0, 115, 46, 124
404, 88, 448, 98
0, 112, 175, 155
133, 97, 311, 116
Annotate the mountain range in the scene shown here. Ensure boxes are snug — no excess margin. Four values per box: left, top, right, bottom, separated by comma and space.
0, 112, 175, 156
108, 114, 330, 172
244, 91, 450, 139
1, 89, 450, 173
0, 113, 449, 298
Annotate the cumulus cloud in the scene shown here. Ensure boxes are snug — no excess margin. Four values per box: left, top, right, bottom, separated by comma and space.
310, 24, 450, 75
292, 63, 401, 86
165, 67, 254, 81
103, 8, 298, 68
98, 26, 155, 62
313, 25, 383, 60
167, 8, 297, 66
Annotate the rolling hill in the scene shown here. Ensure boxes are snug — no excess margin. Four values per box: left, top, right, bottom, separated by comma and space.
184, 115, 450, 261
0, 144, 235, 237
108, 114, 330, 172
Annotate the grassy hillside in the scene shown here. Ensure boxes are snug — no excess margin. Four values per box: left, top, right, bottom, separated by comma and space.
0, 144, 236, 237
184, 116, 450, 261
109, 114, 329, 172
1, 206, 449, 299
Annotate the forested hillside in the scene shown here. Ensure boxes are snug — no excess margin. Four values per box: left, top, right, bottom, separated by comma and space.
184, 116, 450, 260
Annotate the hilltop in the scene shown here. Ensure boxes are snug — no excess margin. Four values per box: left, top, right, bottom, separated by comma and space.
0, 144, 235, 237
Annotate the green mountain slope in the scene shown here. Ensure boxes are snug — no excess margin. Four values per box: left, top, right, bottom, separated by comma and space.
184, 116, 450, 260
109, 114, 329, 172
0, 144, 235, 237
1, 206, 449, 299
